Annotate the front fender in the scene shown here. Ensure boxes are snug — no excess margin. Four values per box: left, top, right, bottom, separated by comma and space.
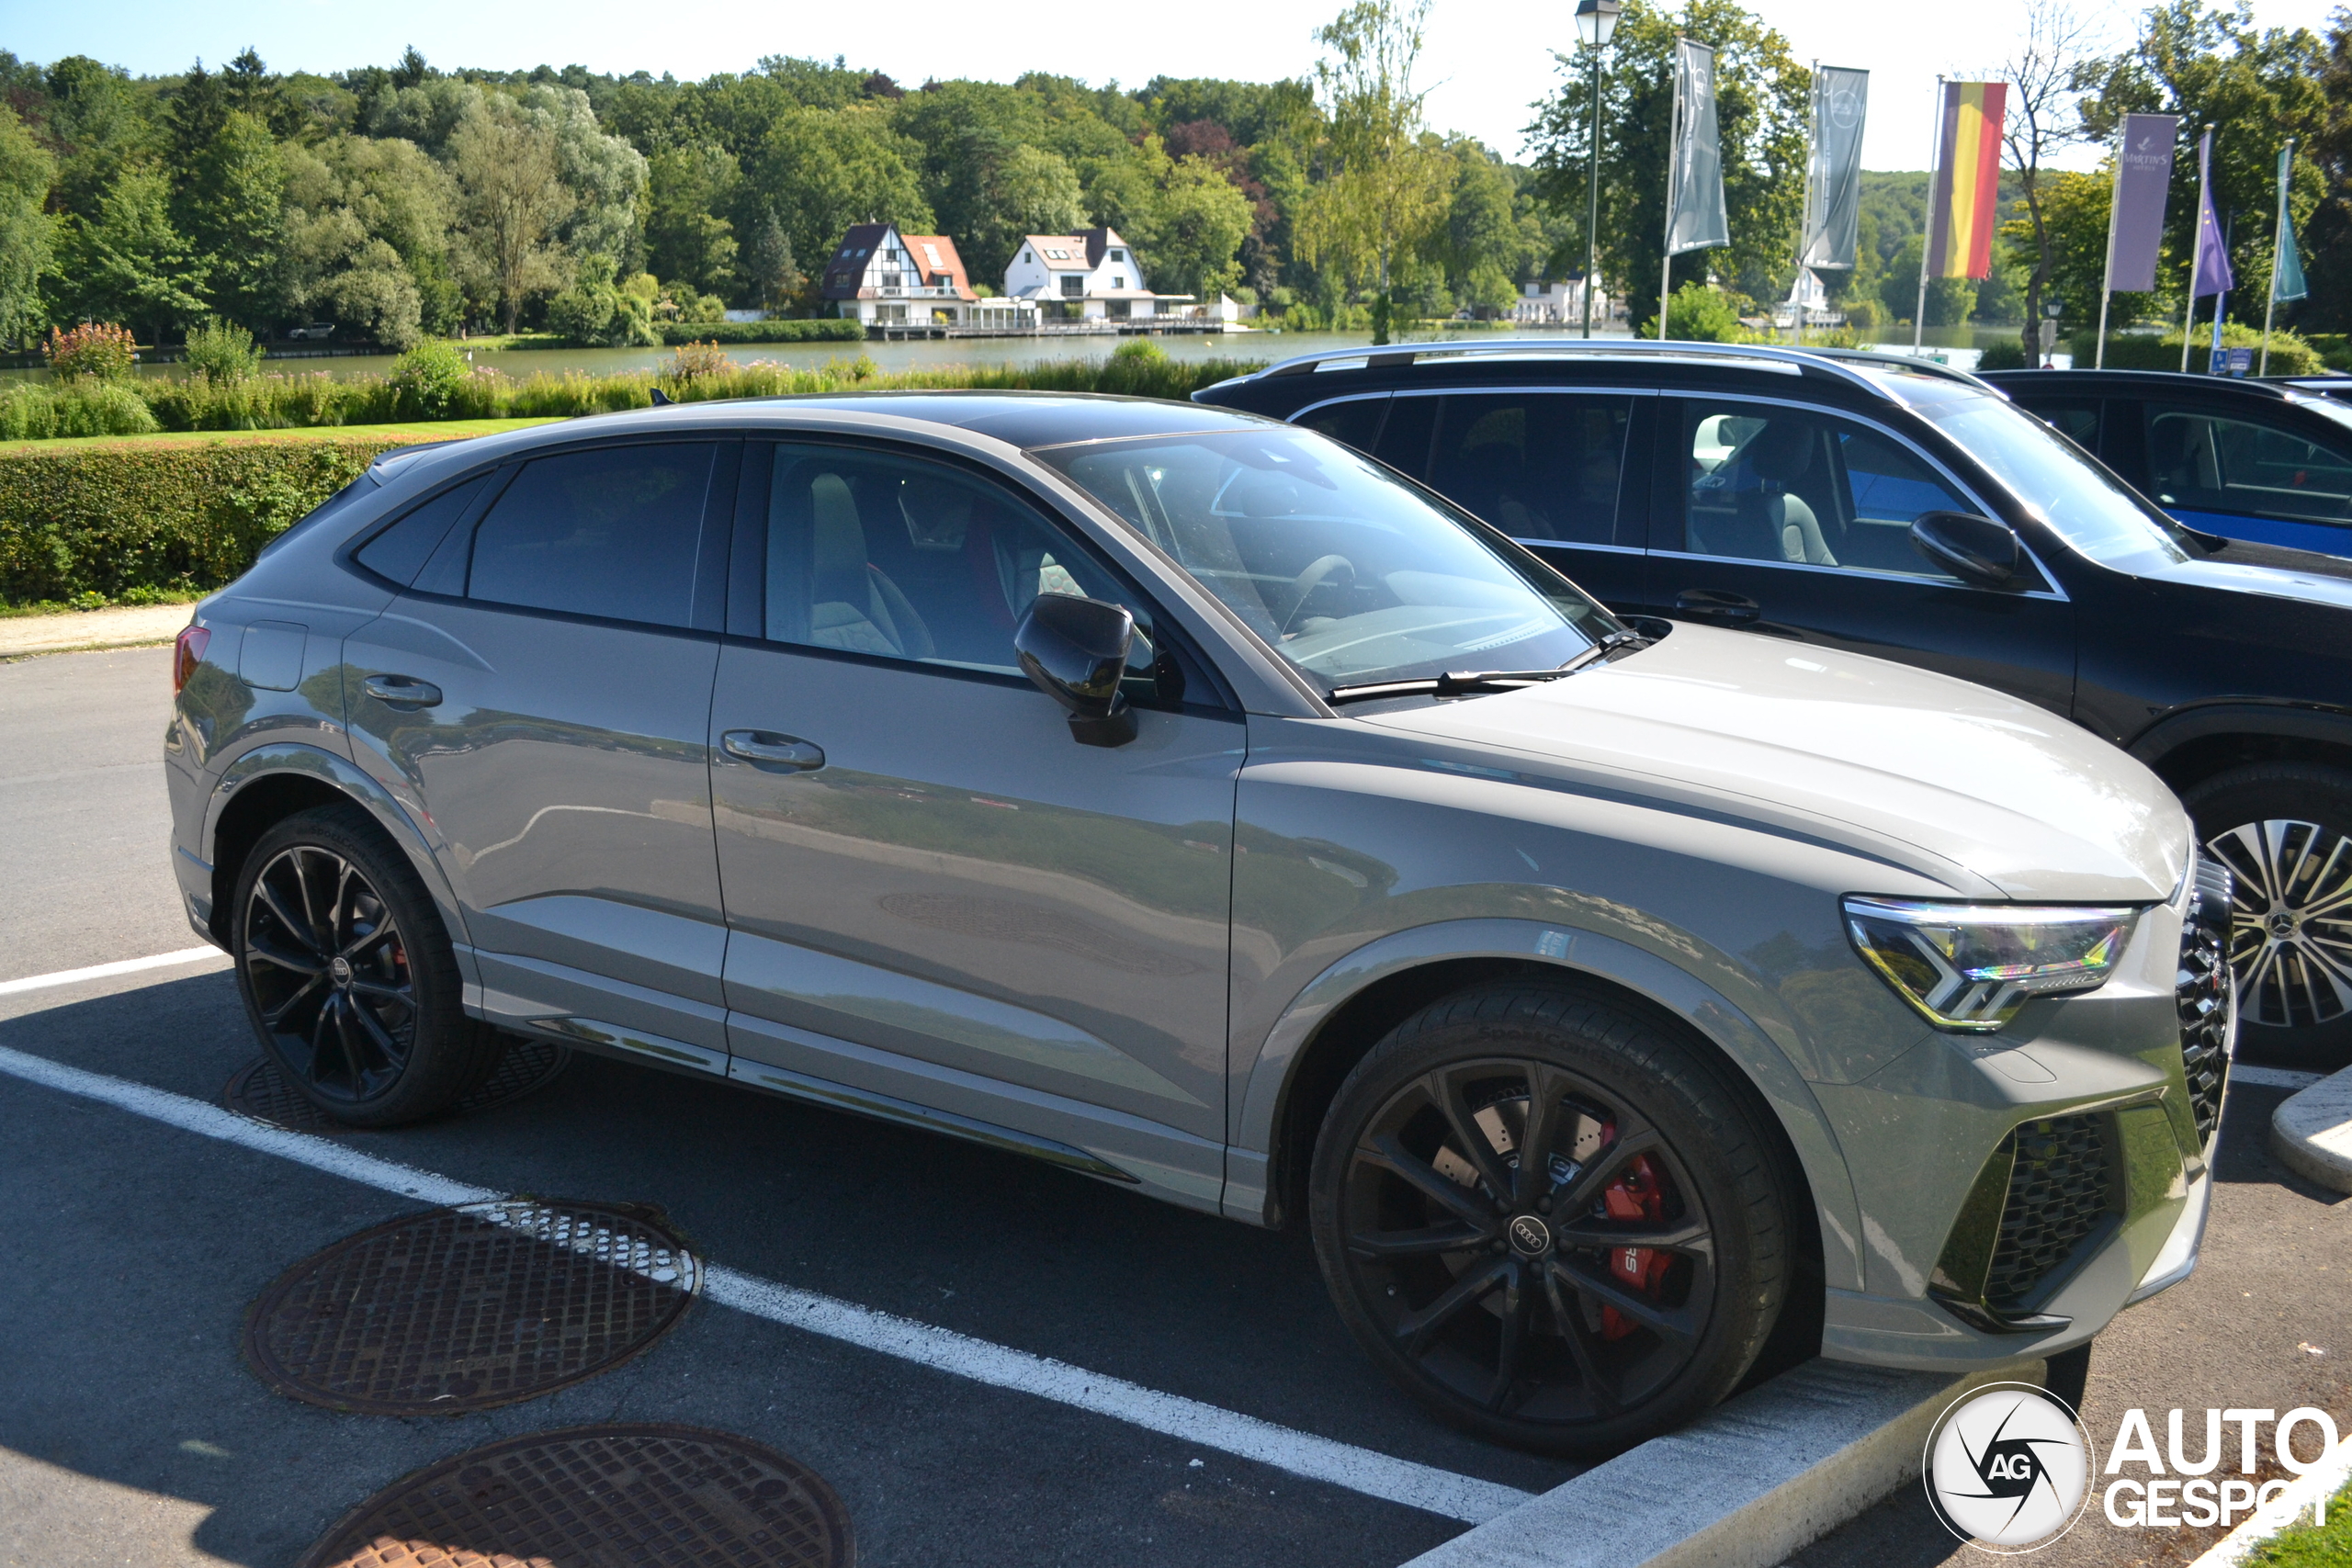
1226, 916, 1867, 1294
206, 742, 475, 964
2125, 698, 2352, 773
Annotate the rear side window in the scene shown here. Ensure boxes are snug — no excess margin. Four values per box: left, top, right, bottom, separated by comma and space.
1424, 393, 1633, 545
2145, 405, 2352, 525
467, 444, 716, 627
355, 475, 490, 586
1294, 397, 1386, 455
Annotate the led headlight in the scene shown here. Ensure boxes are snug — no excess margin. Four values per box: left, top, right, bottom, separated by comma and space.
1841, 897, 2142, 1032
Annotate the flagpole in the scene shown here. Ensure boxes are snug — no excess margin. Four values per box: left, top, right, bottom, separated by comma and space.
1661, 40, 1682, 342
2182, 124, 2210, 374
1795, 61, 1819, 347
2095, 121, 2123, 369
1913, 76, 1943, 354
2262, 138, 2293, 377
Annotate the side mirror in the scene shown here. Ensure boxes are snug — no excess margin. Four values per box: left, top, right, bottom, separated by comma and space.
1014, 593, 1138, 747
1911, 511, 2021, 587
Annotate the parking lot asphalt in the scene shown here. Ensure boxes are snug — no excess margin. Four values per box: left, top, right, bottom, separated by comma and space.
0, 645, 1572, 1567
4, 644, 2344, 1568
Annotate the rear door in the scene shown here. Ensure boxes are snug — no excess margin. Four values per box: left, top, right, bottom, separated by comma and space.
1635, 397, 2077, 715
342, 439, 734, 1055
706, 437, 1242, 1184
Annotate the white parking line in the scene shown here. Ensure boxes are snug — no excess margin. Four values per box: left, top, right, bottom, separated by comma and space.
0, 947, 228, 998
0, 1038, 1531, 1526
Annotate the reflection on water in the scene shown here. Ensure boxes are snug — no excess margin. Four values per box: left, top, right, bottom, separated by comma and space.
0, 326, 1589, 385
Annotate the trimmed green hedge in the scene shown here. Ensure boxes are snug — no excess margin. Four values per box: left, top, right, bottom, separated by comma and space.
0, 436, 415, 604
655, 319, 866, 344
2067, 323, 2326, 375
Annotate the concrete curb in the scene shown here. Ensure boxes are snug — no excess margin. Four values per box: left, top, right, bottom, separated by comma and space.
1397, 1358, 2043, 1568
0, 604, 193, 659
2270, 1063, 2352, 1195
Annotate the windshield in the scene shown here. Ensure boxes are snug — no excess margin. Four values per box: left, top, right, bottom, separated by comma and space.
1035, 427, 1617, 689
1914, 394, 2194, 570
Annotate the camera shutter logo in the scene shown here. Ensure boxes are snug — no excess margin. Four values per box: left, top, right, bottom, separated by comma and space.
1923, 1382, 2096, 1552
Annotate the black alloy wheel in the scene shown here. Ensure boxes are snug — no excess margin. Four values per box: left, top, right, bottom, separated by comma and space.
2188, 763, 2352, 1057
232, 805, 497, 1125
1309, 983, 1791, 1456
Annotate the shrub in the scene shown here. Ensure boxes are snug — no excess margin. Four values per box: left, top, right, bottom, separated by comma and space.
653, 318, 865, 345
1647, 283, 1747, 343
0, 381, 161, 440
387, 340, 471, 419
45, 322, 140, 381
183, 320, 264, 384
548, 255, 660, 348
663, 341, 736, 385
2069, 322, 2325, 375
1975, 339, 2030, 371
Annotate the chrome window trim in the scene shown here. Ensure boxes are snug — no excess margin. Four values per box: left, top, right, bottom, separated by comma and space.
1658, 391, 2073, 604
1523, 538, 1644, 557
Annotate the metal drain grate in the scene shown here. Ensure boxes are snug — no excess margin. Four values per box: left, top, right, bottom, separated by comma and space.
296, 1423, 852, 1568
244, 1200, 698, 1415
224, 1038, 571, 1132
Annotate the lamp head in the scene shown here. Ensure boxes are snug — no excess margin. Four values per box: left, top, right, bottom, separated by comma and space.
1575, 0, 1621, 48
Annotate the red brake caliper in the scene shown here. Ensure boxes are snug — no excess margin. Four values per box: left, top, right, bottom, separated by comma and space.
1599, 1153, 1672, 1340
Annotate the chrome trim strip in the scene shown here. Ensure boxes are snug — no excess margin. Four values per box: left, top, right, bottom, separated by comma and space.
535, 1017, 729, 1077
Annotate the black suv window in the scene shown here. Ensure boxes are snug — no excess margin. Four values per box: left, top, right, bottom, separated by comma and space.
1675, 401, 1975, 581
1414, 394, 1633, 546
1295, 396, 1386, 453
466, 444, 717, 627
2145, 404, 2352, 525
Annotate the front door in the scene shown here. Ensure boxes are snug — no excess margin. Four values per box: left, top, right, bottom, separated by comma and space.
2138, 399, 2352, 558
707, 439, 1243, 1169
1632, 397, 2076, 716
342, 439, 733, 1048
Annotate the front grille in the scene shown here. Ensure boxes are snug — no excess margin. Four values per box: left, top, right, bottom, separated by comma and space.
1984, 1115, 2113, 1309
2178, 853, 2236, 1145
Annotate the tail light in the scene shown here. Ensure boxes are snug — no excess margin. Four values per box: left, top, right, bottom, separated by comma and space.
173, 626, 210, 694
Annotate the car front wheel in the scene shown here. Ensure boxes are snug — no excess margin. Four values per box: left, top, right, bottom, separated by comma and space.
1307, 981, 1792, 1456
231, 804, 496, 1126
2188, 762, 2352, 1058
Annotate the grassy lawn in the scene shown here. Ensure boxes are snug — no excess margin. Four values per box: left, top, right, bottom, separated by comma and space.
2251, 1478, 2352, 1566
0, 416, 562, 455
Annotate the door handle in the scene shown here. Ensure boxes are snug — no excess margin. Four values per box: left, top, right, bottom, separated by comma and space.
721, 729, 825, 771
1672, 589, 1761, 626
361, 673, 442, 709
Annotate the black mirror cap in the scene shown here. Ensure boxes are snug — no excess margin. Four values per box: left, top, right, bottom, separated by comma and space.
1911, 510, 2021, 586
1015, 592, 1138, 744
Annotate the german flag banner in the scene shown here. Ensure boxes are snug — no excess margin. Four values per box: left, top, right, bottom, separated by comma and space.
1927, 82, 2007, 279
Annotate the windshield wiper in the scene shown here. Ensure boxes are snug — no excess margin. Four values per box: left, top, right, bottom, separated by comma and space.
1326, 630, 1645, 705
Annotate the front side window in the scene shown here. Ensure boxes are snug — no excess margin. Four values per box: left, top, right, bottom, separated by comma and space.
1035, 427, 1614, 690
467, 444, 715, 626
2146, 404, 2352, 526
1674, 401, 1974, 581
758, 443, 1159, 683
1910, 391, 2192, 570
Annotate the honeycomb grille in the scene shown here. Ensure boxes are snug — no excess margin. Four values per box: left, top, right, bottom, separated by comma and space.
2178, 854, 2235, 1146
1984, 1115, 2113, 1309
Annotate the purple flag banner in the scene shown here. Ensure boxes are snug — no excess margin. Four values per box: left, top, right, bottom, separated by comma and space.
2193, 129, 2234, 299
2109, 113, 2177, 293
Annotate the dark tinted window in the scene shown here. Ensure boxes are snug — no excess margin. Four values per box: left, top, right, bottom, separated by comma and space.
468, 444, 715, 626
1295, 396, 1386, 454
356, 475, 490, 585
2016, 398, 2101, 453
1373, 394, 1439, 478
1426, 393, 1633, 545
2146, 404, 2352, 525
761, 443, 1159, 683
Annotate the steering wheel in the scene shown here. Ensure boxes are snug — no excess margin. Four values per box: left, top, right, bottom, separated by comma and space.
1278, 554, 1355, 636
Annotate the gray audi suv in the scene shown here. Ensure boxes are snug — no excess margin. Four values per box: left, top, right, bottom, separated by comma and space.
165, 392, 2230, 1455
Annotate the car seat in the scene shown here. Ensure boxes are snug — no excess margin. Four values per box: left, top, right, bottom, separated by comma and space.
1737, 427, 1838, 566
805, 472, 934, 660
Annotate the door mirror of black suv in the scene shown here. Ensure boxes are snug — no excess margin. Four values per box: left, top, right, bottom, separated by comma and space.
1015, 593, 1138, 746
1911, 511, 2021, 587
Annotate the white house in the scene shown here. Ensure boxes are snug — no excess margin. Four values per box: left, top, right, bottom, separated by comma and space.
1510, 276, 1610, 326
1003, 229, 1188, 321
822, 223, 1007, 326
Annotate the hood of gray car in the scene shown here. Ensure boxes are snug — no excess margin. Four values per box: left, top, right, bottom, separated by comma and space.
1359, 623, 2188, 904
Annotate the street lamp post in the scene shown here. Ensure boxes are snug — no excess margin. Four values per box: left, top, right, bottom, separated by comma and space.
1575, 0, 1621, 339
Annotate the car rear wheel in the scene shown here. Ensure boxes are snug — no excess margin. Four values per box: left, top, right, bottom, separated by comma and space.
231, 804, 497, 1126
2187, 762, 2352, 1058
1307, 981, 1792, 1456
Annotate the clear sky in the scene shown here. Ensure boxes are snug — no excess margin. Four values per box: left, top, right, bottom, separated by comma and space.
3, 0, 2340, 170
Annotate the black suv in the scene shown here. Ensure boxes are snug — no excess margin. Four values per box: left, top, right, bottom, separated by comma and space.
1196, 340, 2352, 1061
1980, 368, 2352, 560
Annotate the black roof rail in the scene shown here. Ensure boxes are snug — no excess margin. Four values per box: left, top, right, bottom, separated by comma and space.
1240, 335, 1952, 401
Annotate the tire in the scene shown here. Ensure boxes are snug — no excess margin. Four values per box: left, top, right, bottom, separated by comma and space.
1307, 981, 1792, 1457
2185, 762, 2352, 1059
230, 803, 498, 1126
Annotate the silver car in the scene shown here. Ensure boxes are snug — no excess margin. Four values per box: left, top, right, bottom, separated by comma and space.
164, 392, 2230, 1455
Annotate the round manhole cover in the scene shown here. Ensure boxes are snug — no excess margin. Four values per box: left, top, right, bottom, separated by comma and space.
296, 1423, 853, 1568
244, 1200, 698, 1415
225, 1038, 571, 1131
